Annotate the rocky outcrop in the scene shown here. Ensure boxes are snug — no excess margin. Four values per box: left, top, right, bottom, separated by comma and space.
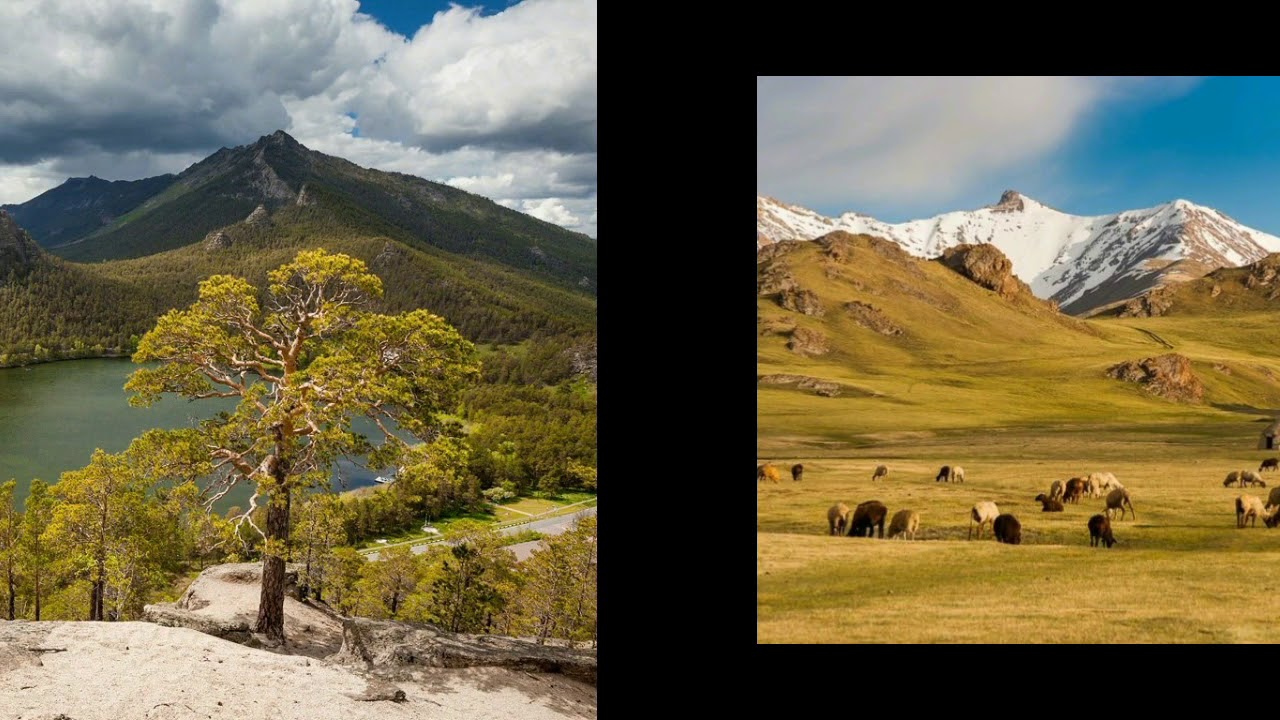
1244, 254, 1280, 289
244, 204, 270, 226
296, 183, 316, 206
203, 229, 232, 250
566, 341, 597, 382
1117, 286, 1176, 317
333, 617, 597, 686
844, 301, 903, 336
938, 243, 1032, 301
989, 189, 1026, 213
143, 562, 342, 658
372, 241, 405, 268
757, 374, 844, 397
786, 327, 829, 355
778, 288, 824, 316
1106, 353, 1204, 403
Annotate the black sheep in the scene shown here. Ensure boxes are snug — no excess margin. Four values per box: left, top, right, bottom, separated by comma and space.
992, 514, 1022, 544
791, 463, 804, 482
1088, 514, 1116, 548
1034, 493, 1064, 512
848, 500, 888, 538
935, 465, 951, 483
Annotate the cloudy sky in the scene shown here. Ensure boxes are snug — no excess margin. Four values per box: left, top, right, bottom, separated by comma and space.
758, 77, 1280, 234
0, 0, 597, 237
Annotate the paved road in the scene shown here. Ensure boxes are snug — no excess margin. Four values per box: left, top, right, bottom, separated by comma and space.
365, 505, 596, 561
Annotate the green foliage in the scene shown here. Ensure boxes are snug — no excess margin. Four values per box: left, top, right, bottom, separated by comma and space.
4, 174, 177, 248
506, 515, 597, 644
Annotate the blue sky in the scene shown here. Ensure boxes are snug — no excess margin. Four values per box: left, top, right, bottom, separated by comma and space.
757, 77, 1280, 234
357, 0, 520, 35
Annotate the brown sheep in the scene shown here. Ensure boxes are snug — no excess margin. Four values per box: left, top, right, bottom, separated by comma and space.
969, 501, 999, 540
757, 463, 781, 484
1088, 514, 1115, 548
992, 514, 1022, 545
827, 502, 851, 536
872, 464, 889, 482
1224, 470, 1242, 488
1063, 477, 1086, 504
848, 500, 888, 538
1034, 493, 1065, 512
1268, 486, 1280, 508
1105, 488, 1135, 521
791, 463, 804, 482
1262, 458, 1280, 473
1242, 470, 1266, 488
887, 509, 919, 540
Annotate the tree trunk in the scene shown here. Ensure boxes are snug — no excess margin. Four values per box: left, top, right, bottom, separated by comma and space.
255, 487, 290, 641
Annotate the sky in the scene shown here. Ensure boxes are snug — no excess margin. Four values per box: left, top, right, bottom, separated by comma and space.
0, 0, 597, 237
757, 77, 1280, 235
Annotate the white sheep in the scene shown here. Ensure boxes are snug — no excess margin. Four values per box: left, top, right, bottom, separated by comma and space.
1048, 479, 1065, 502
1237, 494, 1271, 528
887, 509, 919, 540
969, 501, 1000, 540
951, 466, 965, 483
1241, 470, 1266, 488
1095, 472, 1123, 493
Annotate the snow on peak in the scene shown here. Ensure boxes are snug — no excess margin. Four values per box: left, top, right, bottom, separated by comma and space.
756, 193, 1280, 314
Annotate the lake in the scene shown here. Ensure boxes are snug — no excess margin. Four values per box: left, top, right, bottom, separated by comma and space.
0, 358, 395, 509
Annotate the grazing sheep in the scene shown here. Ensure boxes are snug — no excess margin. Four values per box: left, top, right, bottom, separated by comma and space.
827, 502, 850, 536
935, 465, 951, 483
951, 466, 965, 483
1034, 493, 1065, 512
1048, 479, 1065, 502
1095, 472, 1123, 493
969, 501, 1000, 540
887, 509, 920, 540
1242, 470, 1266, 488
1267, 487, 1280, 508
1224, 470, 1242, 488
1237, 494, 1268, 528
1088, 514, 1116, 548
872, 464, 889, 482
1105, 488, 1136, 521
848, 500, 888, 538
1262, 458, 1280, 473
791, 463, 804, 482
1063, 477, 1087, 504
992, 514, 1022, 545
757, 463, 781, 484
1083, 477, 1098, 499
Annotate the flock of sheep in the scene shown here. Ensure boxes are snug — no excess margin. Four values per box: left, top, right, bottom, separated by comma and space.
760, 457, 1280, 546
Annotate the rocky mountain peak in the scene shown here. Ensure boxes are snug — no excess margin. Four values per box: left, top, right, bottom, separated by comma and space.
992, 189, 1026, 213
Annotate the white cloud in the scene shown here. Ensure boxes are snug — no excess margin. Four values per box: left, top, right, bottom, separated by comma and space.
0, 0, 596, 236
756, 76, 1195, 211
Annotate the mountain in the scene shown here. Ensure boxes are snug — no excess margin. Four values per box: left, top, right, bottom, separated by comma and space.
2, 174, 176, 248
757, 192, 1280, 314
30, 131, 595, 293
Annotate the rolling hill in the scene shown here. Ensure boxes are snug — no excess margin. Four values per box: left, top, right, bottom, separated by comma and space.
757, 232, 1280, 444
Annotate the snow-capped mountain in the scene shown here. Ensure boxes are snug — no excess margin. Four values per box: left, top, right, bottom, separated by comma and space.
757, 191, 1280, 314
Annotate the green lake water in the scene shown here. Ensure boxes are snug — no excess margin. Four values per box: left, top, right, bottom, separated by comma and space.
0, 358, 391, 509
